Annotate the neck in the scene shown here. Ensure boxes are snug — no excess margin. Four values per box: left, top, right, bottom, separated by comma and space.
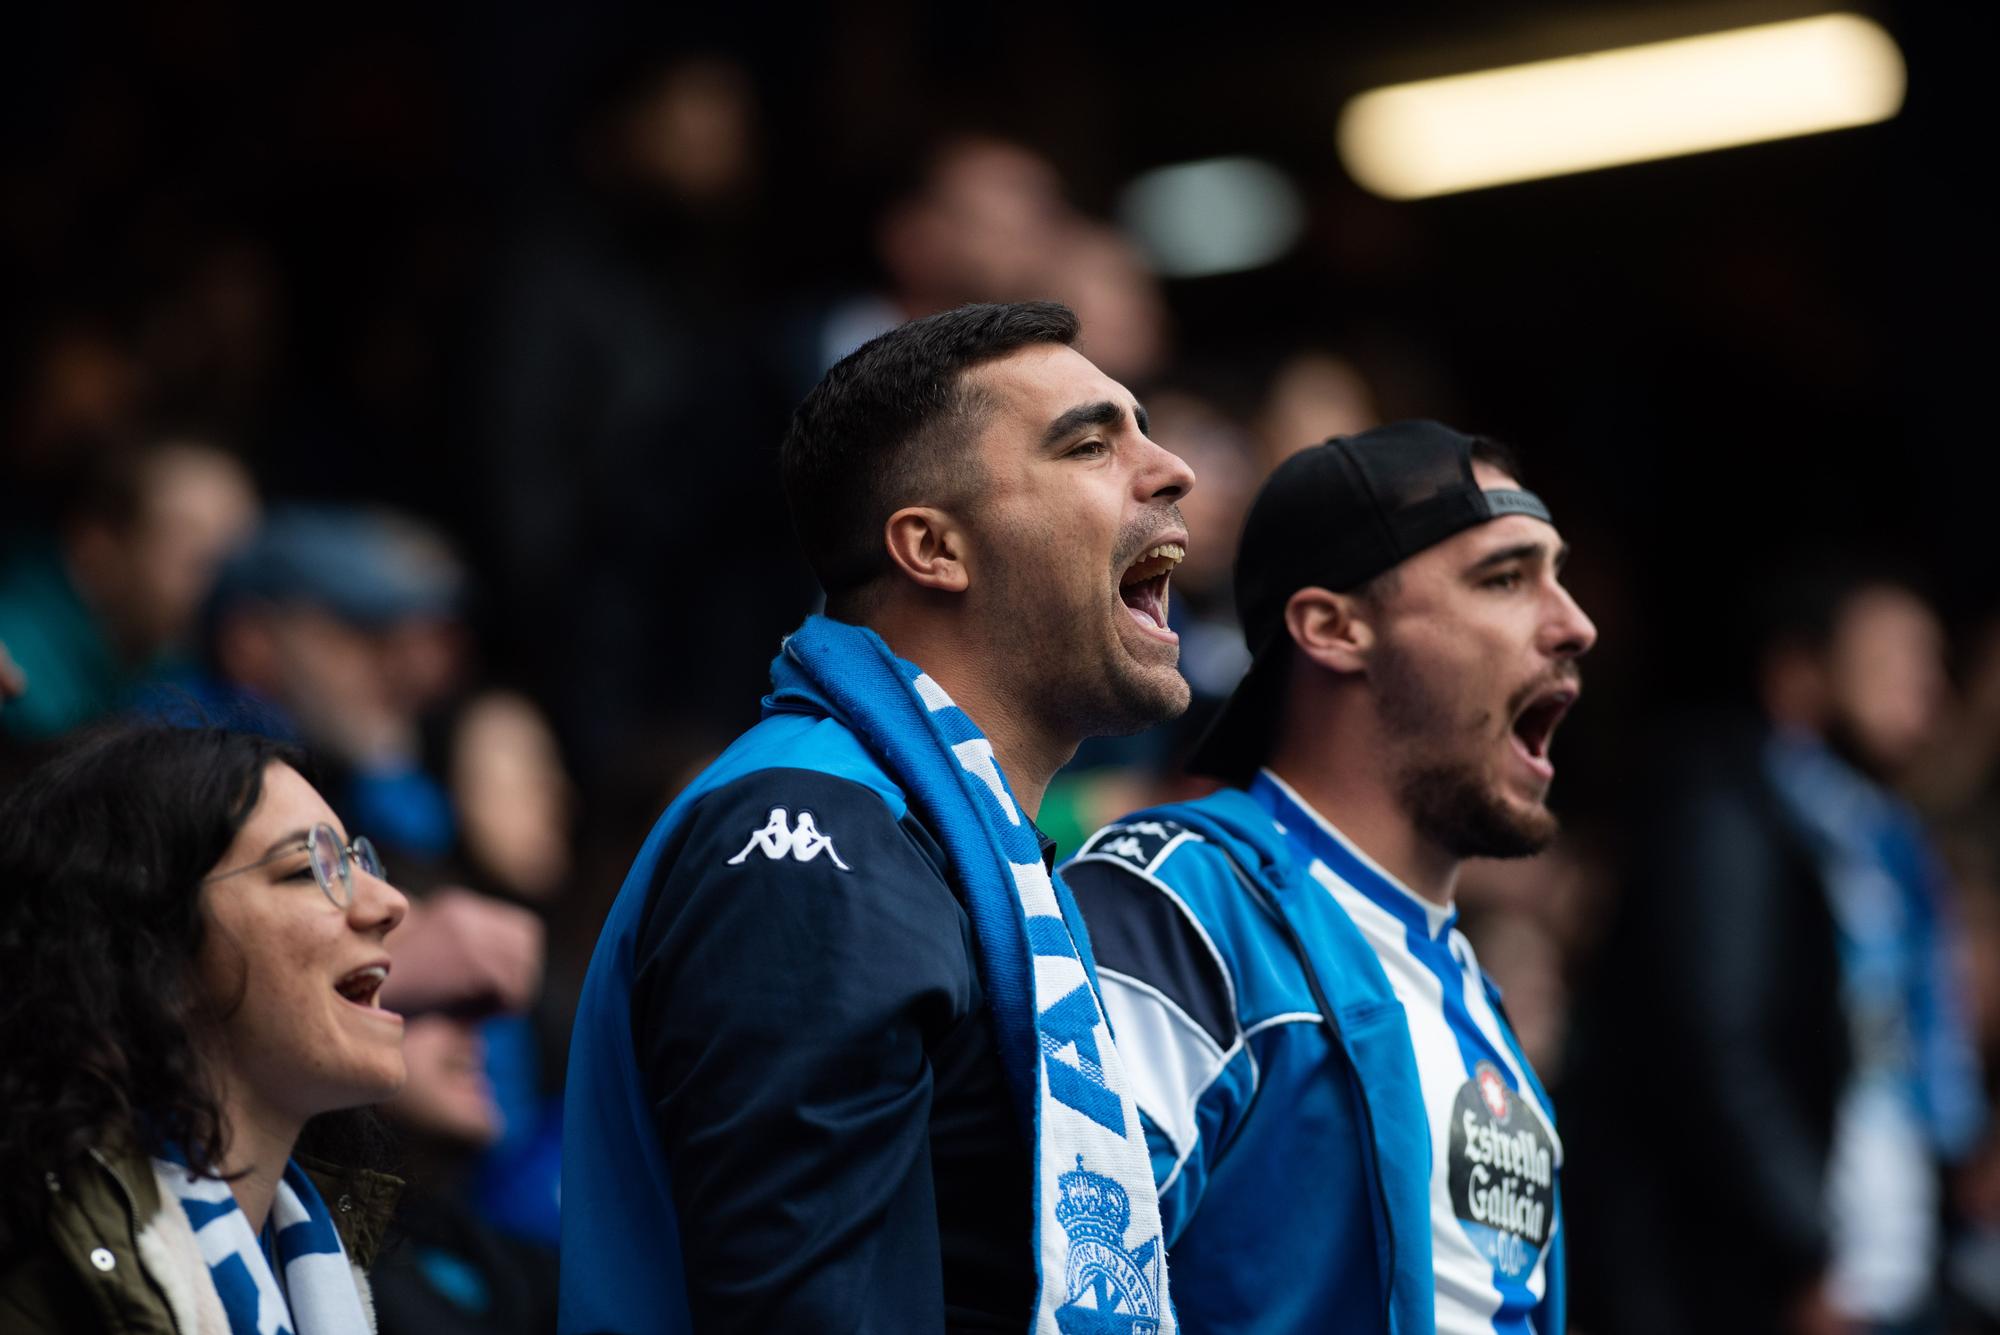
215, 1084, 305, 1234
864, 611, 1072, 821
1264, 750, 1460, 908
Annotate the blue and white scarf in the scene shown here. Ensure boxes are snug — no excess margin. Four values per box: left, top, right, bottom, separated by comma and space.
770, 616, 1173, 1335
155, 1154, 370, 1335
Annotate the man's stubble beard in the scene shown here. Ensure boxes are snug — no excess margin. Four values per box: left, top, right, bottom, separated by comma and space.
984, 518, 1191, 746
1373, 635, 1556, 862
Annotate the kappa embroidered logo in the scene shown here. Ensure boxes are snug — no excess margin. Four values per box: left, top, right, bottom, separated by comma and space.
726, 807, 852, 870
1081, 819, 1191, 874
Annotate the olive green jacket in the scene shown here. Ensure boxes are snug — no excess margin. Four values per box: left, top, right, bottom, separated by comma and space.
0, 1146, 400, 1335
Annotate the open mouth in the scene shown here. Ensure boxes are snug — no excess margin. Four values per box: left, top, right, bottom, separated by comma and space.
1509, 686, 1577, 772
1118, 541, 1185, 632
334, 963, 391, 1011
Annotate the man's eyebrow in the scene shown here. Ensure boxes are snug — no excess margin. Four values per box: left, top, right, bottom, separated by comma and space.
1466, 540, 1565, 574
1134, 402, 1150, 437
1041, 400, 1130, 449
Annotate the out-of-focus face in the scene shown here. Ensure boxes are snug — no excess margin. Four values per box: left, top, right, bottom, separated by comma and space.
1144, 392, 1256, 600
87, 446, 258, 657
1824, 585, 1946, 779
261, 607, 409, 764
384, 1015, 501, 1148
622, 57, 758, 205
198, 763, 408, 1130
1044, 224, 1167, 384
1366, 463, 1597, 858
886, 141, 1071, 307
959, 343, 1197, 739
452, 691, 573, 900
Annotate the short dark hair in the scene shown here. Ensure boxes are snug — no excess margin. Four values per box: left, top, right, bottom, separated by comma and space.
781, 301, 1080, 602
0, 724, 303, 1250
1467, 434, 1523, 486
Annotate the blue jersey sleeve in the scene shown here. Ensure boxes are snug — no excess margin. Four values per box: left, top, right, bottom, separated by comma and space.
630, 767, 977, 1333
1063, 826, 1256, 1246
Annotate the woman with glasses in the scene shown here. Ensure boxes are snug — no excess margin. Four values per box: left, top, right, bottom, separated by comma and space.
0, 723, 409, 1334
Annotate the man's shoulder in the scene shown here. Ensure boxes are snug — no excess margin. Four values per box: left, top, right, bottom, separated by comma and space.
1065, 799, 1261, 905
1069, 814, 1205, 879
1061, 809, 1258, 1050
679, 765, 917, 883
648, 717, 954, 915
690, 712, 908, 820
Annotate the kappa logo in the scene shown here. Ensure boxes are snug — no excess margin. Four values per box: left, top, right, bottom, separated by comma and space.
726, 807, 851, 870
1083, 819, 1191, 874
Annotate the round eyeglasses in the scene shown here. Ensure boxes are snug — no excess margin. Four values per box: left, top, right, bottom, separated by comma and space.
203, 823, 386, 910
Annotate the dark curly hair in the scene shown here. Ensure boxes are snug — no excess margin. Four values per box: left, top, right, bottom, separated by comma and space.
0, 724, 307, 1251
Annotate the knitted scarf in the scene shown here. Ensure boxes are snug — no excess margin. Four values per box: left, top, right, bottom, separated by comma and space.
769, 616, 1173, 1334
155, 1154, 369, 1335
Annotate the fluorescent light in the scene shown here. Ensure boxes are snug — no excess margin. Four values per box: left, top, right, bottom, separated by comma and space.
1118, 156, 1306, 278
1337, 13, 1906, 200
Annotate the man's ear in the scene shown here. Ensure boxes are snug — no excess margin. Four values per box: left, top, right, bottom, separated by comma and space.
883, 506, 970, 594
1285, 586, 1373, 675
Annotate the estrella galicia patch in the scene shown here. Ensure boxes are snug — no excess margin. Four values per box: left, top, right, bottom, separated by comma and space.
1447, 1061, 1555, 1280
1078, 819, 1192, 875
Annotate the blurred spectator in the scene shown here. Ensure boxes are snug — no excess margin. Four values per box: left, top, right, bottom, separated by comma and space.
808, 135, 1076, 373
137, 236, 287, 450
476, 52, 806, 787
1566, 565, 1987, 1335
1252, 349, 1379, 472
0, 438, 257, 740
379, 886, 544, 1020
1455, 837, 1614, 1082
192, 504, 465, 867
1041, 220, 1169, 385
2, 325, 146, 521
373, 887, 556, 1335
371, 1011, 559, 1335
1146, 388, 1258, 701
449, 689, 576, 903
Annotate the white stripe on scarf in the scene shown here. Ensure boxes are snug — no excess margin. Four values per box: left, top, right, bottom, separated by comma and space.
155, 1157, 371, 1335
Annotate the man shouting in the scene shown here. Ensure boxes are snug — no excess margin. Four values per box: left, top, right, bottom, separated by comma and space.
562, 302, 1195, 1334
1067, 421, 1595, 1333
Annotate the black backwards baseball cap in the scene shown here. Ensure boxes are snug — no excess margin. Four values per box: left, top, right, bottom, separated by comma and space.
1187, 419, 1553, 782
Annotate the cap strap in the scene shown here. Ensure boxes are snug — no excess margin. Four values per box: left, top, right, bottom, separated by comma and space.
1479, 488, 1551, 523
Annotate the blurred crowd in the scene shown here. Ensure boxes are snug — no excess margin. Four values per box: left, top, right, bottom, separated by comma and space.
5, 34, 2000, 1335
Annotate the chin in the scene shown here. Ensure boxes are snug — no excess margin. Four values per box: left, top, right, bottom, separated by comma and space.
349, 1055, 408, 1105
1100, 660, 1191, 736
1403, 762, 1557, 861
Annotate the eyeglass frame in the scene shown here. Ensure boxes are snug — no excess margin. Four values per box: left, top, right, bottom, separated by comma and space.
202, 822, 386, 910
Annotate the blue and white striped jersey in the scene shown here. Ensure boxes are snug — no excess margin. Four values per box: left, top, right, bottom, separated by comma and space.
1065, 769, 1564, 1335
1258, 771, 1562, 1332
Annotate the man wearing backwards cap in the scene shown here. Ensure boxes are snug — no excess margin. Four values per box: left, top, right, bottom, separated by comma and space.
1063, 421, 1595, 1333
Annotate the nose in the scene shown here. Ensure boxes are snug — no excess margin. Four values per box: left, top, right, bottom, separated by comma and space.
350, 868, 410, 938
1544, 579, 1597, 660
1138, 433, 1196, 503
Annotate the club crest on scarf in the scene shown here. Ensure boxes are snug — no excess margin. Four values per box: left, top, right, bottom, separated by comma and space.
768, 617, 1173, 1335
1054, 1155, 1163, 1334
